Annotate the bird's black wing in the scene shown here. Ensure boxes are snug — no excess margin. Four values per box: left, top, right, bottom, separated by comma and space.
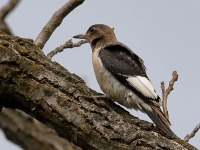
99, 43, 160, 102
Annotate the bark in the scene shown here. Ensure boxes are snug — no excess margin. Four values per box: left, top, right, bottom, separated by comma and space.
0, 33, 197, 150
0, 108, 82, 150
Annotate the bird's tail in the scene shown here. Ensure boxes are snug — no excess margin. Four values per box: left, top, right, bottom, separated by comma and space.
144, 105, 177, 138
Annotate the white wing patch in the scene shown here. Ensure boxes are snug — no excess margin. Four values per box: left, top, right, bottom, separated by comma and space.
127, 76, 158, 99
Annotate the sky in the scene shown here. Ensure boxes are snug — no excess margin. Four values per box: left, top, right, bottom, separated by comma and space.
0, 0, 200, 149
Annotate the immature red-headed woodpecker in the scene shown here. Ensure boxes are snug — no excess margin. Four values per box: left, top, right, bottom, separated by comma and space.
73, 24, 176, 137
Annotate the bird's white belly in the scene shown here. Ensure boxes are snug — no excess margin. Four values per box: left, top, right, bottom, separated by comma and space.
92, 49, 151, 111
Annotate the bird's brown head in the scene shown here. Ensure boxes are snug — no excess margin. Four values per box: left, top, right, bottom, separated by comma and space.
73, 24, 117, 50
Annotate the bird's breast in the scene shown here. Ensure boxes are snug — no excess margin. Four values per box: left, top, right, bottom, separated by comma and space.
92, 48, 123, 99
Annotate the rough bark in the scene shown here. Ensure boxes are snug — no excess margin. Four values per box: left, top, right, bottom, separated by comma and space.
0, 108, 82, 150
0, 33, 197, 150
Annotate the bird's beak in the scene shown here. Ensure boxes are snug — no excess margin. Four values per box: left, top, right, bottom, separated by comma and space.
73, 34, 86, 39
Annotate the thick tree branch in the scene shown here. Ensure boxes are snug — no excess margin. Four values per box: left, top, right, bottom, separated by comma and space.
0, 3, 81, 147
34, 0, 85, 49
0, 108, 82, 150
184, 123, 200, 142
47, 39, 88, 59
0, 34, 197, 150
161, 71, 178, 120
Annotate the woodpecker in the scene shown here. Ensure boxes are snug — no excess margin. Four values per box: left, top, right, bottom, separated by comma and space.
73, 24, 176, 137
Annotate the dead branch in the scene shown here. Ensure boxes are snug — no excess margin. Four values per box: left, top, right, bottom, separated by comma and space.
34, 0, 85, 50
184, 123, 200, 142
0, 0, 20, 19
161, 71, 178, 121
0, 0, 21, 35
47, 39, 88, 59
0, 108, 82, 150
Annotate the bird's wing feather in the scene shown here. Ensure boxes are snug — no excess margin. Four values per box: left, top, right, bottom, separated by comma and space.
99, 43, 160, 102
127, 76, 158, 99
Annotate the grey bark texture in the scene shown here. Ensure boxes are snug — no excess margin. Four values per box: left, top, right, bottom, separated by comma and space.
0, 108, 82, 150
0, 33, 197, 150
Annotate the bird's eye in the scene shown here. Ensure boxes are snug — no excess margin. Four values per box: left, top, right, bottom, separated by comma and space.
90, 28, 95, 33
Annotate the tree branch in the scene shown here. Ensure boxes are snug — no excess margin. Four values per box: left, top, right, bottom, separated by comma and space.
184, 123, 200, 142
0, 34, 197, 150
34, 0, 85, 49
161, 71, 178, 120
47, 39, 88, 60
0, 0, 21, 35
0, 108, 82, 150
0, 0, 20, 19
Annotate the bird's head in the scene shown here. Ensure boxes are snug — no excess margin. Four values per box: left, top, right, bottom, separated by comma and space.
73, 24, 117, 49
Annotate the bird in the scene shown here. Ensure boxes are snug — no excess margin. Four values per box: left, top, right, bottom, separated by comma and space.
73, 24, 176, 137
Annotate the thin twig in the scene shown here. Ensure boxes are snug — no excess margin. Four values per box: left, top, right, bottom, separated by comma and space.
47, 39, 88, 59
184, 123, 200, 142
34, 0, 85, 50
161, 71, 178, 121
161, 81, 165, 100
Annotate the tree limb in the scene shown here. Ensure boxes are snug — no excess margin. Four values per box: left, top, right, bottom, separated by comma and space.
0, 108, 82, 150
34, 0, 85, 49
184, 123, 200, 142
0, 0, 21, 110
0, 0, 20, 19
47, 39, 88, 60
0, 0, 21, 35
161, 71, 178, 121
0, 34, 197, 150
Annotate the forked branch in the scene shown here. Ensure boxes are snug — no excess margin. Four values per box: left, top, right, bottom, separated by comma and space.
0, 0, 21, 35
34, 0, 85, 49
161, 71, 178, 120
0, 0, 20, 19
47, 39, 88, 59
